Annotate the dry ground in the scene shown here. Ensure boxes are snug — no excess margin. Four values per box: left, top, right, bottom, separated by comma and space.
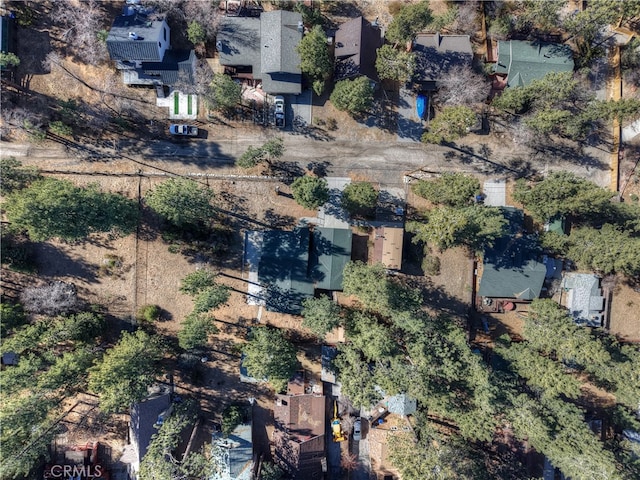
608, 279, 640, 342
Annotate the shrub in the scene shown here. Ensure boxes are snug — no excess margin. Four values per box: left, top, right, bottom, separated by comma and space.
422, 253, 441, 276
49, 121, 73, 137
342, 182, 378, 216
136, 304, 161, 324
222, 405, 245, 436
330, 76, 374, 114
291, 176, 329, 209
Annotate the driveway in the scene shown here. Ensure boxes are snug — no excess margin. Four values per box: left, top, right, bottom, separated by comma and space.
289, 89, 313, 128
318, 177, 351, 228
397, 87, 424, 142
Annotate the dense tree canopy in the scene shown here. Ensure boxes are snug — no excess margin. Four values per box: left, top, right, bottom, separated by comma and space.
138, 400, 212, 480
0, 308, 105, 479
386, 1, 433, 45
513, 172, 615, 222
341, 182, 378, 216
342, 261, 422, 315
375, 45, 416, 83
412, 173, 480, 207
492, 72, 640, 140
145, 178, 214, 228
421, 105, 476, 144
88, 330, 164, 413
297, 25, 332, 95
178, 312, 218, 351
407, 205, 507, 251
242, 327, 298, 392
4, 178, 139, 242
180, 269, 219, 295
206, 73, 242, 113
301, 295, 342, 338
290, 175, 329, 210
330, 76, 374, 114
178, 270, 228, 350
0, 158, 41, 195
566, 225, 640, 277
236, 138, 285, 169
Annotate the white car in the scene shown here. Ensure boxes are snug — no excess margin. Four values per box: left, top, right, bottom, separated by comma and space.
274, 96, 285, 128
169, 124, 198, 136
353, 418, 362, 441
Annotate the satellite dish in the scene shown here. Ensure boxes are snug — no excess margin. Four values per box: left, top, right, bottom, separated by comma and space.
129, 32, 138, 40
216, 40, 222, 51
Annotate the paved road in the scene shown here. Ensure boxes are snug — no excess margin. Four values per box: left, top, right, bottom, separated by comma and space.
1, 127, 612, 188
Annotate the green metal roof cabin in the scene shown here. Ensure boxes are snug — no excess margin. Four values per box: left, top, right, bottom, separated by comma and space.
256, 227, 353, 314
493, 40, 574, 88
310, 227, 353, 291
478, 208, 546, 302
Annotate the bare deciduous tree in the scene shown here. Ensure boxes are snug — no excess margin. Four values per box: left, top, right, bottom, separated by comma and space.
20, 281, 81, 316
49, 0, 108, 65
451, 2, 480, 35
510, 119, 536, 146
148, 0, 220, 46
341, 452, 359, 471
436, 66, 489, 106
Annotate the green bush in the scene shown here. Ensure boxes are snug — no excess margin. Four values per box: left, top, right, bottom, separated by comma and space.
291, 175, 329, 210
422, 253, 441, 276
49, 121, 73, 137
330, 76, 374, 114
342, 182, 378, 216
136, 304, 161, 324
187, 21, 206, 45
222, 405, 244, 436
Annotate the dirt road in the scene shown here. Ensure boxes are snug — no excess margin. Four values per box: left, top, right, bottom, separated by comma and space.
1, 128, 611, 188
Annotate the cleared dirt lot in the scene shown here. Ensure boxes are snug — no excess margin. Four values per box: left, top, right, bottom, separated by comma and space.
608, 280, 640, 342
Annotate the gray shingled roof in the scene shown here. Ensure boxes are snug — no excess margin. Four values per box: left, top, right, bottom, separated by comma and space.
218, 12, 302, 94
562, 273, 605, 327
212, 410, 253, 480
413, 33, 473, 86
260, 10, 302, 73
217, 17, 261, 68
107, 14, 167, 62
386, 393, 417, 417
142, 49, 196, 85
130, 393, 171, 463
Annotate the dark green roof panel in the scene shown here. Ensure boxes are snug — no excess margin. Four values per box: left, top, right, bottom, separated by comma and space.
311, 228, 353, 291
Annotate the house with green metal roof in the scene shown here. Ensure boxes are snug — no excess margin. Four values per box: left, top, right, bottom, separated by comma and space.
477, 208, 546, 311
255, 227, 352, 314
310, 227, 353, 291
493, 40, 574, 88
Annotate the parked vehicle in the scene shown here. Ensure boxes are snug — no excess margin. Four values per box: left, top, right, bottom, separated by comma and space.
274, 96, 285, 128
331, 401, 346, 442
169, 124, 198, 136
353, 418, 362, 441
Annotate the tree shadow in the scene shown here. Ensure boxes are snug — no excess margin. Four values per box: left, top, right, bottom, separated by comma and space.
34, 243, 99, 284
442, 142, 533, 177
263, 208, 296, 229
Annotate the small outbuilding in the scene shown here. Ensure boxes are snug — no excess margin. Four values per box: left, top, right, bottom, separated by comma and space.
561, 273, 605, 327
373, 227, 404, 270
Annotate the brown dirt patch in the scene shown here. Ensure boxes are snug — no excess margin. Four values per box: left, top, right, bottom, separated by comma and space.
608, 280, 640, 342
423, 247, 474, 317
